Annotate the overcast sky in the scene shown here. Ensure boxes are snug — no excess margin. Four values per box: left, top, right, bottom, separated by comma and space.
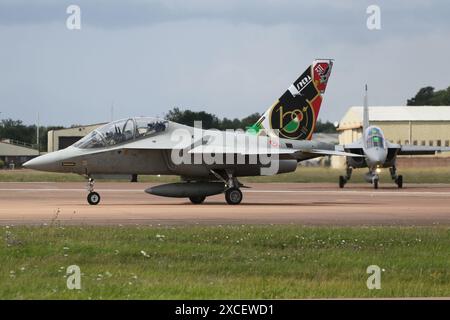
1, 0, 449, 126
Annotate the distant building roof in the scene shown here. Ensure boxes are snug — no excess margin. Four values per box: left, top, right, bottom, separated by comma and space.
338, 106, 450, 130
0, 140, 39, 156
49, 122, 106, 134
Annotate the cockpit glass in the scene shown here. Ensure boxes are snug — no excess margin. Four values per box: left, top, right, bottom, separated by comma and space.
73, 130, 105, 149
135, 118, 168, 138
73, 117, 169, 149
366, 127, 384, 148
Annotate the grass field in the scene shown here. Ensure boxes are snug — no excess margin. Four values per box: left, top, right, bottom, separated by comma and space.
1, 225, 449, 299
2, 166, 450, 183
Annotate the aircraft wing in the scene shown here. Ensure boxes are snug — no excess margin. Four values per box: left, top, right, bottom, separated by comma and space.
303, 149, 364, 157
335, 143, 365, 156
337, 141, 364, 150
396, 145, 450, 155
188, 145, 295, 155
121, 132, 363, 159
188, 145, 363, 158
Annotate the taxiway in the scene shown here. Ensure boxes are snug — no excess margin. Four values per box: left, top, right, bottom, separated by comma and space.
1, 182, 449, 226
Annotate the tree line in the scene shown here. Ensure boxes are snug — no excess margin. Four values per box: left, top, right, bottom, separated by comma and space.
407, 86, 450, 106
165, 107, 338, 133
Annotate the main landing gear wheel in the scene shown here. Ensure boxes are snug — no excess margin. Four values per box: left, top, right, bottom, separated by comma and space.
87, 192, 101, 205
339, 176, 346, 188
225, 188, 242, 205
396, 175, 403, 188
189, 196, 206, 204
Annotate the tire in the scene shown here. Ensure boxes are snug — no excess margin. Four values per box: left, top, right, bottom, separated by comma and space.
87, 192, 101, 205
396, 175, 403, 188
225, 188, 243, 205
373, 179, 379, 189
339, 176, 346, 188
189, 196, 206, 204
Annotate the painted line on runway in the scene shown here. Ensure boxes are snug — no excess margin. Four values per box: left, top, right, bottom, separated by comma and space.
0, 188, 449, 197
245, 190, 450, 197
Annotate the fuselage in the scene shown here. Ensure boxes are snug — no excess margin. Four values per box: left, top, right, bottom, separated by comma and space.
362, 126, 388, 169
23, 116, 334, 179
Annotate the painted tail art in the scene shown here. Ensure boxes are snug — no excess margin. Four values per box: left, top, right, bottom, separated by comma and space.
249, 59, 333, 140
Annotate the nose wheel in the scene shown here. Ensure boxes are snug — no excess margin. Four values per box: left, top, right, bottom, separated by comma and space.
373, 177, 379, 189
86, 178, 101, 205
87, 191, 101, 205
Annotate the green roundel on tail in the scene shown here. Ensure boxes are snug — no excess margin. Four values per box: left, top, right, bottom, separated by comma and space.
284, 117, 300, 133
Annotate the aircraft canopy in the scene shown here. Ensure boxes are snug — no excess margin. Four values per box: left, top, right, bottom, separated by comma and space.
73, 117, 168, 149
366, 127, 384, 148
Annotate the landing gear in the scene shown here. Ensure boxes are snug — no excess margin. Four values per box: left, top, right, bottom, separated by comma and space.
86, 178, 101, 205
224, 172, 243, 205
396, 175, 403, 188
87, 192, 101, 205
339, 166, 352, 188
210, 169, 244, 205
373, 177, 379, 189
339, 176, 346, 188
225, 188, 243, 205
189, 196, 206, 204
390, 166, 403, 188
364, 171, 379, 189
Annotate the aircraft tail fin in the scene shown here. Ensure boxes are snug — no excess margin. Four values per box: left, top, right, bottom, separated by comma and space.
248, 59, 333, 140
363, 84, 370, 132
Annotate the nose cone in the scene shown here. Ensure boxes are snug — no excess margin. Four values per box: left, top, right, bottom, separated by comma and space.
23, 150, 70, 172
365, 148, 387, 167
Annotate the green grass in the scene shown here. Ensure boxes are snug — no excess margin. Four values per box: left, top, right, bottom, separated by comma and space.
2, 166, 450, 183
0, 170, 179, 183
0, 170, 86, 182
1, 225, 449, 299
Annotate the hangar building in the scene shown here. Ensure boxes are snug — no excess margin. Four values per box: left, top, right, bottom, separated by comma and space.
0, 139, 39, 168
47, 123, 105, 152
332, 106, 450, 168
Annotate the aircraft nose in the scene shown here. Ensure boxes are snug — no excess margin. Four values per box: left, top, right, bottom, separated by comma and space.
23, 151, 66, 172
366, 148, 386, 166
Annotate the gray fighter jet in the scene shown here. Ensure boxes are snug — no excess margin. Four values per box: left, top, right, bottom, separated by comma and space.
336, 85, 448, 189
24, 59, 360, 205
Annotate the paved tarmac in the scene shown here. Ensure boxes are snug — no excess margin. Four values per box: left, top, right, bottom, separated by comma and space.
1, 182, 450, 226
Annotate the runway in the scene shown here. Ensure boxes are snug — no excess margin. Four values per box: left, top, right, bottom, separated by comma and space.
1, 182, 450, 226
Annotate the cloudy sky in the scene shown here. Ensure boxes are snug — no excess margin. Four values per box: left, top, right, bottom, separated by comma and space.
1, 0, 449, 126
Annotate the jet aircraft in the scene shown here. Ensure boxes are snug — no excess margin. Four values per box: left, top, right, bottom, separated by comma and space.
24, 59, 360, 205
336, 85, 449, 189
